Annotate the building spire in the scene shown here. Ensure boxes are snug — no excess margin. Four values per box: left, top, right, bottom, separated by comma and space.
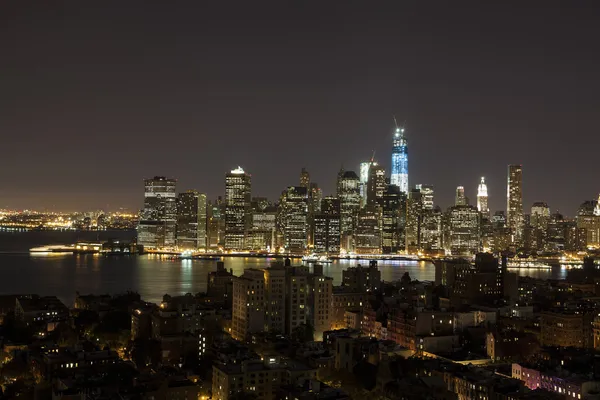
594, 193, 600, 216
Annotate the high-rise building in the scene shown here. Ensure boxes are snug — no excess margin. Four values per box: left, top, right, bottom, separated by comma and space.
455, 186, 468, 206
279, 186, 308, 254
248, 205, 277, 251
530, 202, 550, 252
138, 176, 177, 249
355, 205, 382, 254
313, 197, 341, 254
225, 167, 252, 250
507, 165, 524, 243
307, 182, 322, 247
446, 205, 480, 256
421, 206, 443, 253
231, 269, 265, 341
415, 184, 434, 210
367, 163, 386, 206
300, 167, 310, 188
359, 161, 371, 207
405, 188, 423, 253
207, 197, 225, 249
576, 195, 600, 249
264, 265, 286, 334
382, 185, 406, 254
176, 190, 207, 250
530, 202, 550, 230
477, 177, 489, 217
390, 126, 408, 194
337, 169, 361, 251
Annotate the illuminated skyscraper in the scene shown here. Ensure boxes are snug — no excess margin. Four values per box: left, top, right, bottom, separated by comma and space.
176, 190, 207, 250
367, 162, 386, 206
390, 125, 408, 194
415, 184, 434, 210
225, 167, 252, 250
507, 165, 524, 242
138, 176, 177, 249
447, 205, 480, 256
313, 197, 341, 254
337, 169, 361, 250
405, 188, 423, 253
359, 161, 370, 207
279, 186, 309, 253
477, 177, 489, 217
455, 186, 467, 206
382, 185, 406, 254
300, 167, 310, 188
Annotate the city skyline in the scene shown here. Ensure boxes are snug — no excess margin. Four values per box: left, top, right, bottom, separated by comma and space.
2, 2, 600, 213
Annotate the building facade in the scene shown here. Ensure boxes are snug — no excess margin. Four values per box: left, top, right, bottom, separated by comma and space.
225, 167, 252, 250
138, 176, 177, 249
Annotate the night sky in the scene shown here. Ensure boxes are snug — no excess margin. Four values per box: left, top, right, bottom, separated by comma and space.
2, 1, 599, 214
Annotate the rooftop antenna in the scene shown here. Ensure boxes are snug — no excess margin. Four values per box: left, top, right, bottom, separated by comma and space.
393, 115, 399, 130
370, 150, 376, 164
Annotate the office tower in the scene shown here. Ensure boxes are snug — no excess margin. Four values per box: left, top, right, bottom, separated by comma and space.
530, 202, 550, 230
300, 167, 310, 188
225, 167, 252, 250
447, 205, 480, 256
138, 176, 177, 249
336, 169, 361, 251
455, 186, 467, 206
232, 269, 265, 341
576, 195, 600, 248
313, 197, 341, 254
248, 205, 277, 251
415, 184, 434, 210
382, 185, 406, 254
530, 202, 550, 251
176, 190, 207, 250
279, 186, 308, 253
207, 198, 225, 249
421, 206, 443, 252
477, 177, 489, 217
507, 164, 524, 242
367, 163, 386, 206
355, 205, 382, 254
405, 188, 423, 253
390, 125, 408, 194
307, 182, 322, 247
359, 161, 370, 206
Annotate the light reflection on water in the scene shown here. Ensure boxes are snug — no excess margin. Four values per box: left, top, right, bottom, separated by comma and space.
0, 253, 566, 307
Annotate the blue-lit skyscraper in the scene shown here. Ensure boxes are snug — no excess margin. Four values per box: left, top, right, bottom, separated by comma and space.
390, 126, 408, 194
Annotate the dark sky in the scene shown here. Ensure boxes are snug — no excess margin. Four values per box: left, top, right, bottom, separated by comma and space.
2, 1, 599, 214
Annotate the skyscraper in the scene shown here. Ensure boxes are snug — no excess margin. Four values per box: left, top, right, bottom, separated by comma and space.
313, 197, 341, 254
390, 125, 408, 194
507, 165, 524, 242
455, 186, 467, 206
367, 162, 386, 206
176, 190, 207, 250
359, 161, 370, 207
477, 177, 489, 217
415, 184, 434, 210
138, 176, 177, 249
447, 205, 481, 256
225, 167, 252, 250
300, 167, 310, 188
405, 188, 423, 253
278, 186, 309, 253
382, 184, 406, 254
337, 169, 361, 250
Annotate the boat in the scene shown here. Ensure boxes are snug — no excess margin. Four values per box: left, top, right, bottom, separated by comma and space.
302, 254, 319, 263
317, 256, 333, 264
29, 245, 74, 253
506, 259, 551, 269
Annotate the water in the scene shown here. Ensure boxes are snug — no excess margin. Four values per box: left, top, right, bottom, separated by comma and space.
0, 231, 566, 307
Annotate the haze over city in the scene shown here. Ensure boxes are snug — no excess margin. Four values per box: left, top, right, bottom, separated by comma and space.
2, 1, 600, 213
